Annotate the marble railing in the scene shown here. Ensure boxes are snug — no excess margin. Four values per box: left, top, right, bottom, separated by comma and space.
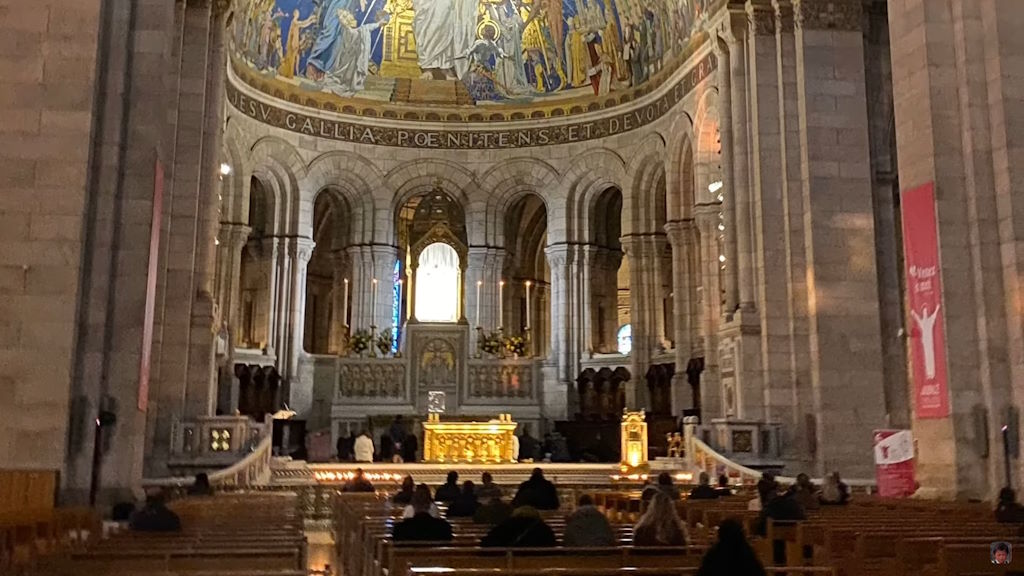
466, 358, 539, 401
580, 353, 630, 372
334, 357, 409, 401
145, 414, 273, 489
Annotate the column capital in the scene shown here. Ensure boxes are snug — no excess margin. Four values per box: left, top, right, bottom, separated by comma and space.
772, 0, 796, 34
544, 244, 573, 268
746, 0, 776, 36
289, 238, 316, 263
664, 220, 696, 248
715, 8, 750, 45
219, 223, 252, 248
792, 0, 861, 32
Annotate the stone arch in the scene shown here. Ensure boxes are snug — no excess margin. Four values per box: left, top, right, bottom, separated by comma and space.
301, 151, 381, 244
385, 159, 475, 245
477, 158, 559, 247
692, 88, 722, 205
248, 136, 306, 237
664, 112, 697, 222
561, 147, 629, 244
626, 133, 668, 235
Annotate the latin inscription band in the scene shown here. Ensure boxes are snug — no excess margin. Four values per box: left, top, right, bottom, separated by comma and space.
227, 54, 717, 150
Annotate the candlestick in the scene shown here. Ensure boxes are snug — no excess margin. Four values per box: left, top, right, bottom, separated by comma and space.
525, 280, 532, 330
499, 280, 505, 330
342, 279, 349, 328
371, 278, 378, 330
475, 280, 482, 328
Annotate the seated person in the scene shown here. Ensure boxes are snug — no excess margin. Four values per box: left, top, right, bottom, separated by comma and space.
790, 473, 820, 511
402, 484, 440, 519
715, 474, 733, 497
633, 492, 687, 546
474, 495, 513, 525
819, 471, 850, 505
434, 471, 461, 504
481, 506, 557, 548
393, 488, 453, 542
342, 468, 375, 493
696, 518, 767, 576
996, 487, 1024, 523
687, 472, 720, 500
130, 491, 182, 532
511, 468, 560, 510
754, 482, 806, 536
476, 472, 503, 501
447, 481, 480, 518
643, 472, 682, 503
393, 475, 416, 506
187, 472, 213, 497
564, 494, 616, 547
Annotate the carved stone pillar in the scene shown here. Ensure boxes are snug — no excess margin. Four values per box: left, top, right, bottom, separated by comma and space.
621, 236, 649, 409
543, 245, 575, 420
369, 245, 398, 331
283, 237, 314, 416
694, 206, 724, 418
218, 223, 251, 335
665, 220, 695, 412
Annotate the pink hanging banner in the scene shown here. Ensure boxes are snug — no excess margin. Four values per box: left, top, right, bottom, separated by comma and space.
900, 182, 950, 419
873, 429, 916, 498
138, 159, 164, 412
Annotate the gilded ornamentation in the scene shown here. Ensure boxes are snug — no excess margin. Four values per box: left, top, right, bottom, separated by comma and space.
422, 413, 517, 464
792, 0, 862, 32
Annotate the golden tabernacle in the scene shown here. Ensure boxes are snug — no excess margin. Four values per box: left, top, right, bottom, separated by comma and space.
422, 413, 517, 464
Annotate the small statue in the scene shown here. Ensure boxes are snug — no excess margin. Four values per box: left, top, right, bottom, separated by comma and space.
666, 432, 684, 458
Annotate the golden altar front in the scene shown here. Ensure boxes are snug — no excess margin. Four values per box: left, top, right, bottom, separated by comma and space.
422, 413, 517, 464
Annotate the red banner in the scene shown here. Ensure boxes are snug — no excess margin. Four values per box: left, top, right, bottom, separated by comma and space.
138, 159, 164, 412
901, 182, 950, 419
873, 429, 916, 498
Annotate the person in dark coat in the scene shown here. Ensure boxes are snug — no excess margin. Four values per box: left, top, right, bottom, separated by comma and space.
401, 432, 419, 463
480, 506, 557, 548
715, 474, 733, 496
688, 472, 720, 500
337, 433, 354, 461
393, 475, 416, 506
342, 468, 376, 493
130, 492, 182, 532
563, 494, 616, 547
511, 467, 560, 510
447, 481, 480, 518
393, 488, 454, 542
380, 434, 395, 462
435, 471, 461, 503
696, 518, 767, 576
476, 472, 503, 501
643, 472, 682, 503
996, 487, 1024, 523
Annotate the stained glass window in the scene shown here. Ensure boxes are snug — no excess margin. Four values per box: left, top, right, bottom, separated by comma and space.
391, 259, 401, 354
617, 324, 632, 355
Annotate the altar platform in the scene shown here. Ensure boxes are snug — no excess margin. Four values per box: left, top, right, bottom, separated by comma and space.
270, 460, 696, 489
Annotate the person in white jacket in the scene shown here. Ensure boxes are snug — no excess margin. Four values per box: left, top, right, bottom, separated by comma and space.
354, 431, 375, 463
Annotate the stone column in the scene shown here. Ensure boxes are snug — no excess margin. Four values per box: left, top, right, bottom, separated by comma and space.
270, 237, 289, 359
369, 245, 399, 332
723, 11, 756, 312
218, 223, 251, 334
345, 245, 370, 330
774, 0, 814, 464
747, 0, 796, 434
888, 0, 1024, 497
283, 237, 314, 416
543, 245, 577, 420
666, 220, 695, 412
695, 206, 724, 419
792, 0, 887, 478
713, 33, 740, 314
621, 236, 650, 409
329, 250, 349, 354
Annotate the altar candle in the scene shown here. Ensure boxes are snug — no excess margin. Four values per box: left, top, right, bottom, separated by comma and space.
342, 279, 349, 327
525, 280, 532, 330
499, 280, 505, 329
371, 278, 378, 327
476, 280, 482, 328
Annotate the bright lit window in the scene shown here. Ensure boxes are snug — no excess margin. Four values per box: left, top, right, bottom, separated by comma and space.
617, 324, 632, 355
416, 242, 459, 323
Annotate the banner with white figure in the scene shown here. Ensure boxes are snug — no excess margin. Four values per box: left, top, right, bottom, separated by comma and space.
901, 182, 951, 419
873, 429, 916, 498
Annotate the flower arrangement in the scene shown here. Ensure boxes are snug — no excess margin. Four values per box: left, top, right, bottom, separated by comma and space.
375, 328, 394, 357
478, 330, 503, 356
349, 329, 372, 356
504, 335, 527, 358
